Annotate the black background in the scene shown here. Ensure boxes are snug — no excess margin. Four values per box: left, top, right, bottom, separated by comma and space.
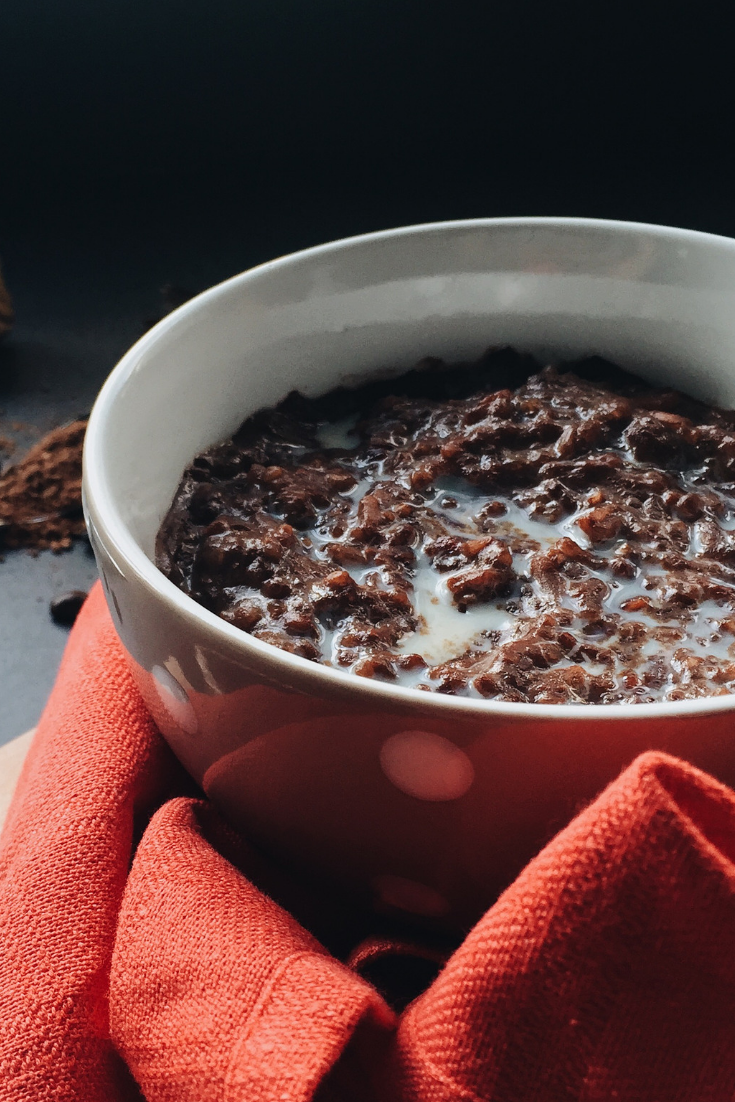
3, 0, 735, 286
1, 0, 734, 740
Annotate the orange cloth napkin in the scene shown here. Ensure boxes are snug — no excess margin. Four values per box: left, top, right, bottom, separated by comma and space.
3, 582, 735, 1101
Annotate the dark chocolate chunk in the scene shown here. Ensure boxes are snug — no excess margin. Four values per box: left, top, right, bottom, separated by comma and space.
49, 589, 88, 627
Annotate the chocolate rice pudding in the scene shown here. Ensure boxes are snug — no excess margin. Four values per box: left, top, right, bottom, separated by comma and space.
156, 349, 735, 704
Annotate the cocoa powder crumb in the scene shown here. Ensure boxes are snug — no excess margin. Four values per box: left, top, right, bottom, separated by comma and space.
0, 420, 87, 554
49, 589, 89, 625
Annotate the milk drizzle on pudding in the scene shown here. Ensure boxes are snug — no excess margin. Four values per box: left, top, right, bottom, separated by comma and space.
300, 474, 735, 696
156, 350, 735, 704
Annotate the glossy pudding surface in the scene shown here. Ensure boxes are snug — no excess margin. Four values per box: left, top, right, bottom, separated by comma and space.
157, 349, 735, 704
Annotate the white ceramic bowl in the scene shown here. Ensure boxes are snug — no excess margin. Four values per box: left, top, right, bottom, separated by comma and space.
84, 217, 735, 928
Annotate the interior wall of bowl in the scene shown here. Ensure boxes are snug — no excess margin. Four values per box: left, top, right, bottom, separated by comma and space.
97, 220, 735, 560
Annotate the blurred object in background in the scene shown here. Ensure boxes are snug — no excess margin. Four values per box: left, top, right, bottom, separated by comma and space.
141, 283, 195, 334
0, 263, 12, 338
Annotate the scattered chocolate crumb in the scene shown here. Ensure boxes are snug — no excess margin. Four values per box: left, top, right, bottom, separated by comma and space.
0, 420, 87, 553
49, 589, 89, 626
0, 436, 14, 457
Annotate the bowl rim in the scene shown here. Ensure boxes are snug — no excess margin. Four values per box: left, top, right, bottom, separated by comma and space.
84, 214, 735, 722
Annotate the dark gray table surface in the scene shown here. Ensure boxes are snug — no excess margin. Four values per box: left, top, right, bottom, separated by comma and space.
0, 247, 228, 746
0, 284, 130, 744
0, 232, 301, 746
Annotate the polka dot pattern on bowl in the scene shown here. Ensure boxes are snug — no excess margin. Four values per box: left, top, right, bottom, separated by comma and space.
372, 873, 450, 917
151, 664, 198, 736
379, 730, 475, 801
